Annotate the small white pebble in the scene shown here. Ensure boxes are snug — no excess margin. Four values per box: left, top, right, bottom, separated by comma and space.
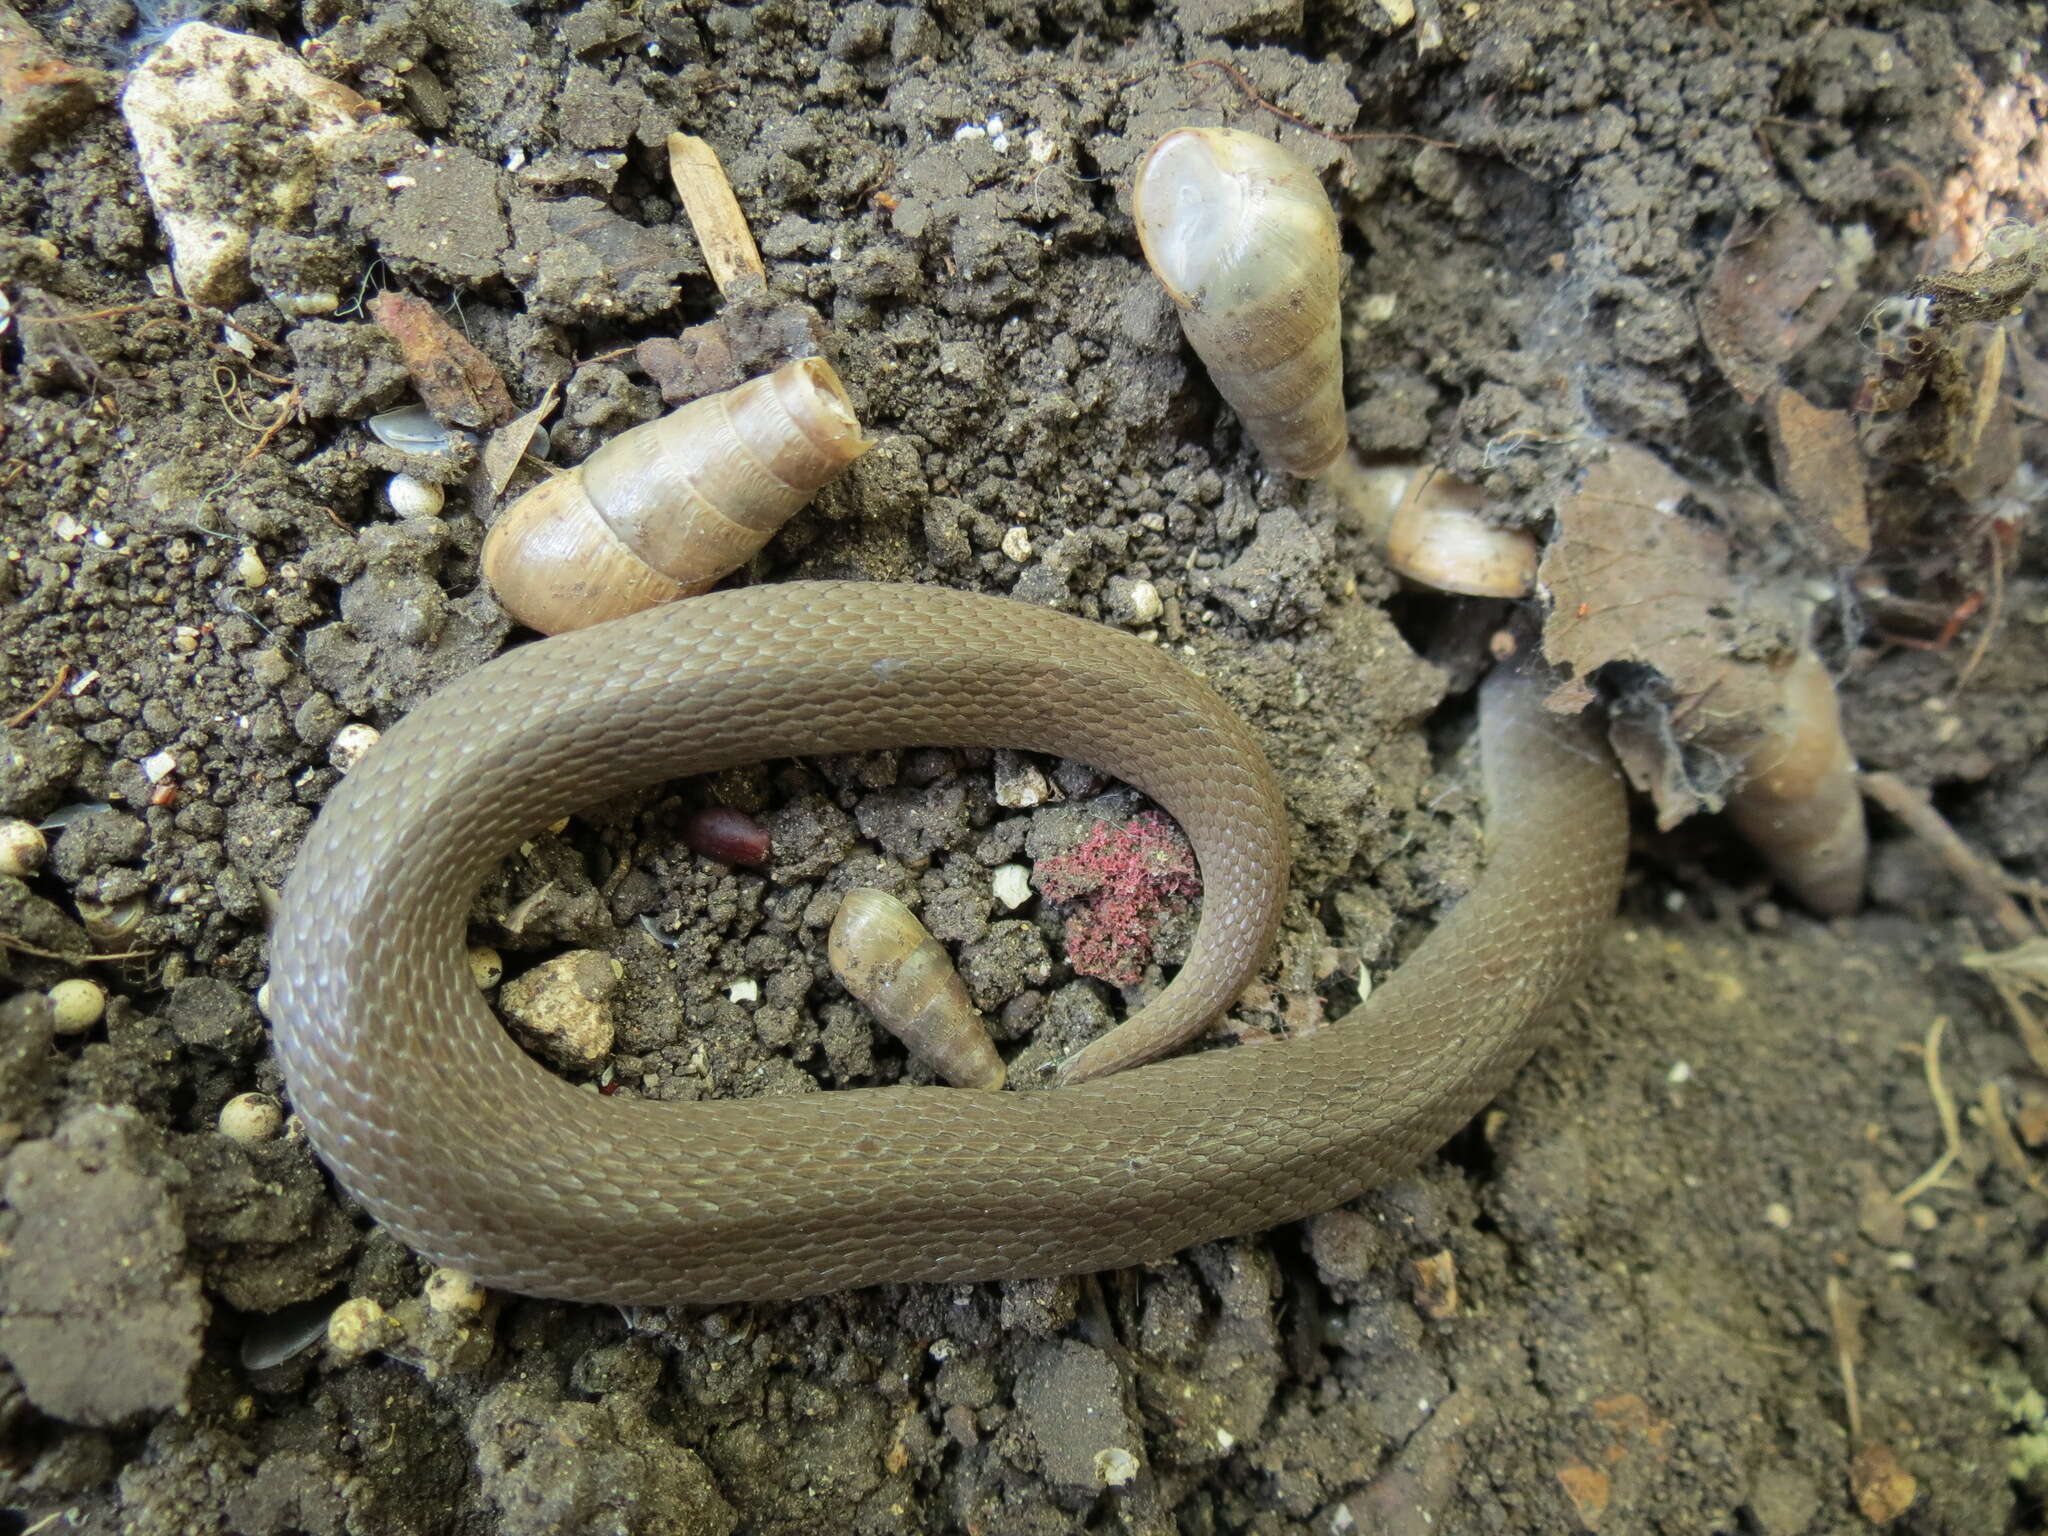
993, 751, 1053, 809
142, 750, 178, 783
467, 945, 503, 990
1885, 1250, 1916, 1271
1666, 1060, 1692, 1085
218, 1092, 284, 1143
387, 472, 445, 518
1214, 1428, 1236, 1451
727, 977, 760, 1004
0, 818, 48, 877
1124, 580, 1162, 624
47, 977, 107, 1034
256, 980, 273, 1018
1001, 526, 1032, 562
1360, 292, 1399, 323
1094, 1447, 1140, 1488
236, 548, 269, 587
424, 1268, 487, 1315
1025, 128, 1056, 163
1764, 1202, 1793, 1229
328, 722, 381, 772
1907, 1204, 1938, 1231
171, 625, 203, 654
992, 864, 1033, 910
327, 1297, 395, 1358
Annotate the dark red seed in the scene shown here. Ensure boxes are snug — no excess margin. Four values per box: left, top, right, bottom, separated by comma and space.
683, 806, 771, 866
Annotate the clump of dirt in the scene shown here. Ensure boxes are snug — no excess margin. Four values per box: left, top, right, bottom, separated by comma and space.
4, 0, 2048, 1532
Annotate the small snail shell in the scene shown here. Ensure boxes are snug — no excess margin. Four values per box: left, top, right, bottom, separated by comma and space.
482, 357, 869, 634
828, 889, 1004, 1091
1725, 647, 1867, 917
1134, 127, 1345, 476
1323, 453, 1538, 598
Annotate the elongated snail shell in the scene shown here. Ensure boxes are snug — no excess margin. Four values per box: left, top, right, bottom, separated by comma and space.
827, 889, 1005, 1091
1134, 127, 1346, 477
1725, 646, 1867, 916
1323, 453, 1537, 598
482, 357, 869, 635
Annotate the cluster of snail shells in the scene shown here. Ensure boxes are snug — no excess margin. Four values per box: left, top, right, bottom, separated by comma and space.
1133, 127, 1535, 599
481, 356, 869, 635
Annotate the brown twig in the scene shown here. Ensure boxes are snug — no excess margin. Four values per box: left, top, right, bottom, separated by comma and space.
1859, 771, 2036, 943
6, 666, 72, 728
242, 383, 305, 462
1182, 59, 1464, 152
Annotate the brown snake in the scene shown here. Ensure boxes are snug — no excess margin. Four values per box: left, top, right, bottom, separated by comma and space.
268, 581, 1629, 1304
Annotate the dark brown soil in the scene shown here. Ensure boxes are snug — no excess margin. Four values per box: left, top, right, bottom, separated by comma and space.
4, 0, 2047, 1531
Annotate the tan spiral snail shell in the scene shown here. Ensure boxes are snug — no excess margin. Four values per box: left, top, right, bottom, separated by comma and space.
828, 888, 1005, 1091
481, 356, 870, 634
1133, 127, 1345, 477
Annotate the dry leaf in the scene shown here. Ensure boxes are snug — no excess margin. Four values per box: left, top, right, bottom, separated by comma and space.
1764, 387, 1869, 564
1697, 205, 1863, 402
483, 386, 557, 497
369, 292, 516, 429
1539, 446, 1797, 827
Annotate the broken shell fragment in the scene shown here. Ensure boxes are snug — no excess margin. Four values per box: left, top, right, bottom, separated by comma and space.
828, 888, 1004, 1091
1323, 453, 1538, 598
367, 404, 471, 457
1134, 127, 1345, 476
1725, 647, 1868, 916
481, 357, 870, 635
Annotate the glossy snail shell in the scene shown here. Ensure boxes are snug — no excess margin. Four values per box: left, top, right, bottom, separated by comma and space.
481, 357, 869, 634
828, 889, 1005, 1091
1324, 453, 1538, 599
1725, 647, 1867, 917
1134, 127, 1345, 477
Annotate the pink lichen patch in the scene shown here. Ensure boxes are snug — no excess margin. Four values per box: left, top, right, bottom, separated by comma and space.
1034, 811, 1200, 987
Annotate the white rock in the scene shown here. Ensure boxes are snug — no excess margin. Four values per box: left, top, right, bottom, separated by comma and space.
992, 864, 1033, 910
0, 818, 47, 877
993, 750, 1053, 809
218, 1092, 284, 1143
1001, 526, 1032, 562
121, 23, 371, 308
387, 472, 445, 518
236, 548, 268, 587
424, 1268, 487, 1315
499, 950, 618, 1070
47, 978, 106, 1034
329, 722, 381, 772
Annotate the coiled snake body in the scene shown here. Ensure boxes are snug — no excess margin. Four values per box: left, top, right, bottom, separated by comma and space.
268, 582, 1628, 1304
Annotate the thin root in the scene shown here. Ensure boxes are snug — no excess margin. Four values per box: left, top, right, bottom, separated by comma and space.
1891, 1015, 1964, 1205
1858, 771, 2036, 943
6, 665, 73, 729
1182, 59, 1464, 152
